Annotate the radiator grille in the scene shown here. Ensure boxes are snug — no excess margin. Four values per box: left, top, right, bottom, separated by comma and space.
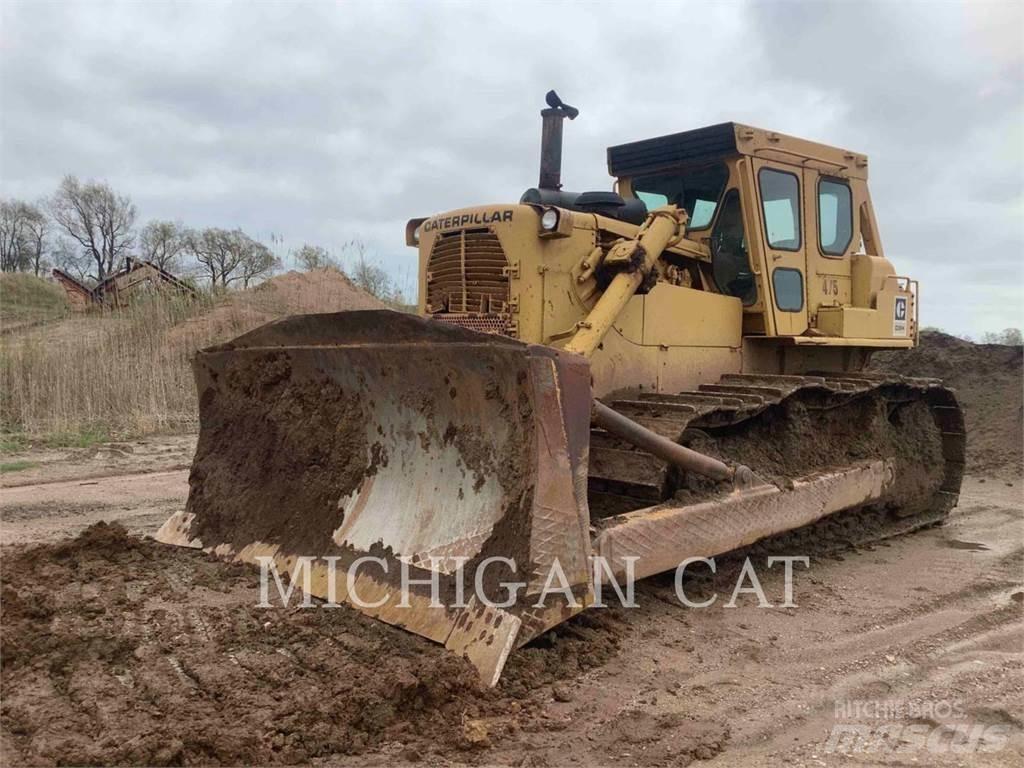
426, 228, 509, 314
432, 312, 513, 336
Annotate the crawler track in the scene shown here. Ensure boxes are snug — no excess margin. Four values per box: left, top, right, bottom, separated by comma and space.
588, 373, 966, 543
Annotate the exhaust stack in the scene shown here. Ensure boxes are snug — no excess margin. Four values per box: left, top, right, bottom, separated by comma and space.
539, 90, 578, 190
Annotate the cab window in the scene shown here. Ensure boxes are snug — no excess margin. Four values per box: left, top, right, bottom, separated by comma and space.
758, 168, 801, 250
818, 178, 853, 255
633, 163, 728, 230
772, 268, 804, 311
710, 190, 757, 306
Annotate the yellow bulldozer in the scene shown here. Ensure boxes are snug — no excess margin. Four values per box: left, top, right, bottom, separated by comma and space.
157, 92, 965, 685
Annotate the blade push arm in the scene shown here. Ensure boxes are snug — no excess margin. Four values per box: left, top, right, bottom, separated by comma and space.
564, 206, 687, 358
564, 206, 757, 485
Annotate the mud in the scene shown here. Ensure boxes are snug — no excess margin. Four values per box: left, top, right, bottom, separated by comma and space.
677, 386, 947, 516
189, 349, 372, 557
173, 312, 601, 632
0, 523, 544, 766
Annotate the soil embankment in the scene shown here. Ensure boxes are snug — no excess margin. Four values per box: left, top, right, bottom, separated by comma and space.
870, 330, 1023, 476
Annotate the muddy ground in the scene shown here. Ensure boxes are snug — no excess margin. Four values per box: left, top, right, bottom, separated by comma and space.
2, 434, 1022, 767
2, 333, 1022, 766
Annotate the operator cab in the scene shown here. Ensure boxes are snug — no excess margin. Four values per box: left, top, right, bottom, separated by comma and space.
607, 122, 894, 340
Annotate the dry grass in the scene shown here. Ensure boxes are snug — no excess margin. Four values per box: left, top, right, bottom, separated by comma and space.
3, 294, 222, 440
0, 269, 380, 447
0, 273, 69, 333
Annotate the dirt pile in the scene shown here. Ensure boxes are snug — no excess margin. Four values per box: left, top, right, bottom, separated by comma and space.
869, 330, 1023, 476
0, 523, 634, 766
248, 268, 387, 315
167, 268, 388, 346
0, 524, 531, 766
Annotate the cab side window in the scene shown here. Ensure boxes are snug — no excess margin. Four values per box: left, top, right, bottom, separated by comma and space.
711, 190, 757, 306
632, 164, 729, 230
758, 168, 801, 250
818, 178, 853, 255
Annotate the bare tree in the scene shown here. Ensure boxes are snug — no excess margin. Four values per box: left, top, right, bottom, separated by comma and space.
351, 255, 395, 300
340, 240, 402, 303
51, 236, 91, 283
49, 175, 136, 282
186, 228, 238, 289
0, 199, 28, 272
139, 220, 188, 272
981, 328, 1023, 345
22, 205, 48, 276
188, 228, 279, 290
293, 243, 336, 271
0, 199, 48, 274
239, 239, 281, 289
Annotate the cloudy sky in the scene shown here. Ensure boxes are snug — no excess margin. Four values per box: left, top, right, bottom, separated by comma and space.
2, 0, 1021, 336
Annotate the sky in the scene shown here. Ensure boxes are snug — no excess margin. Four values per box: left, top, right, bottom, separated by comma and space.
1, 0, 1021, 337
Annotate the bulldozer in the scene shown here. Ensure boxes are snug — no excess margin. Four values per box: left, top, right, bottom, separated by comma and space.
157, 92, 965, 685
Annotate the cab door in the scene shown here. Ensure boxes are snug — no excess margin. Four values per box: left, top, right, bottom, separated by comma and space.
750, 159, 808, 336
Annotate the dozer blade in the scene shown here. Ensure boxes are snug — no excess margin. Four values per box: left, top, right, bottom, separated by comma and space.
156, 311, 594, 685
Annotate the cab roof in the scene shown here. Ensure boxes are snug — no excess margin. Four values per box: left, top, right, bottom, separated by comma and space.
607, 122, 869, 180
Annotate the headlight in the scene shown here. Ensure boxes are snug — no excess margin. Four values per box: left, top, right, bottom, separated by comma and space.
412, 224, 422, 244
540, 208, 559, 231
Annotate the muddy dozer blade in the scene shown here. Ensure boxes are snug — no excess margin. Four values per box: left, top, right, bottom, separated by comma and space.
156, 311, 594, 685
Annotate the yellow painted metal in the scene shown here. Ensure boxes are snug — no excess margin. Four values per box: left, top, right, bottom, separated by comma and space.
729, 123, 870, 181
563, 206, 686, 359
785, 336, 915, 348
817, 307, 886, 338
851, 253, 895, 308
410, 111, 920, 359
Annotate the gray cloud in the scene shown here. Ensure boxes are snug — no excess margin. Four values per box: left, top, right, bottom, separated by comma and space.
1, 0, 1020, 335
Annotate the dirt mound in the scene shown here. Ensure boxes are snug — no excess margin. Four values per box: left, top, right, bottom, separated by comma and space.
166, 268, 388, 347
0, 273, 69, 334
869, 330, 1023, 476
1, 523, 564, 766
249, 268, 387, 314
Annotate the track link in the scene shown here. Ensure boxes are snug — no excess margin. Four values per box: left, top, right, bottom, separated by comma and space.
588, 373, 966, 535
